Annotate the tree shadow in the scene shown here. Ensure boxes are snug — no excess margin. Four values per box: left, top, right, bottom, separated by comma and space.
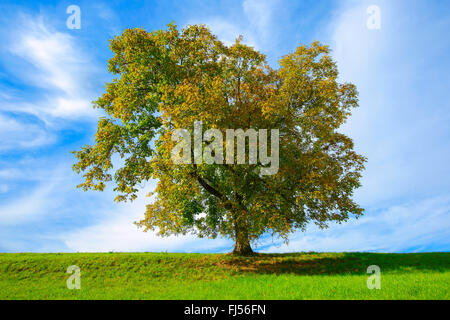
216, 252, 450, 276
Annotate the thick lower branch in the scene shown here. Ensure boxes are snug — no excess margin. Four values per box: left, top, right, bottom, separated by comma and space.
191, 164, 233, 211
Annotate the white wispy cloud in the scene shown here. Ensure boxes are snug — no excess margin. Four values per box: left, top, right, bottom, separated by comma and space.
61, 212, 231, 253
260, 195, 450, 253
0, 163, 70, 226
187, 0, 279, 49
242, 0, 278, 41
1, 14, 99, 120
0, 184, 8, 193
197, 18, 258, 47
0, 113, 55, 150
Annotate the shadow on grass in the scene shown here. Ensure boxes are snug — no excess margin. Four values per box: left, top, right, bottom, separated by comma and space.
217, 252, 450, 276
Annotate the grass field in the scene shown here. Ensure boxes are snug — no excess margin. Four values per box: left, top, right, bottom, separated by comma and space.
0, 252, 448, 300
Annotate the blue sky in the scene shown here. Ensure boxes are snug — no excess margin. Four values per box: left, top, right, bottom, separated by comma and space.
0, 0, 448, 253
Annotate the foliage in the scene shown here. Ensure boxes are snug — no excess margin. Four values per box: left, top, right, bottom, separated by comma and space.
72, 23, 366, 252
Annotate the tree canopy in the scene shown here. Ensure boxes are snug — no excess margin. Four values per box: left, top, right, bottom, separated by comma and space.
73, 23, 366, 255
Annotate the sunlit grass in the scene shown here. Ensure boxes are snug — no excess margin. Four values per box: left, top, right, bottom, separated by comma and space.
0, 252, 448, 299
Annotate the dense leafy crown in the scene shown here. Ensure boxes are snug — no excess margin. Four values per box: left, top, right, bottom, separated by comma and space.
73, 23, 366, 245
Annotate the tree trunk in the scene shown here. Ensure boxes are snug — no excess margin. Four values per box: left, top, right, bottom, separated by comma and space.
232, 222, 253, 256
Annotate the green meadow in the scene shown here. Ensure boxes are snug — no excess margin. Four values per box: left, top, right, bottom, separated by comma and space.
0, 252, 448, 300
